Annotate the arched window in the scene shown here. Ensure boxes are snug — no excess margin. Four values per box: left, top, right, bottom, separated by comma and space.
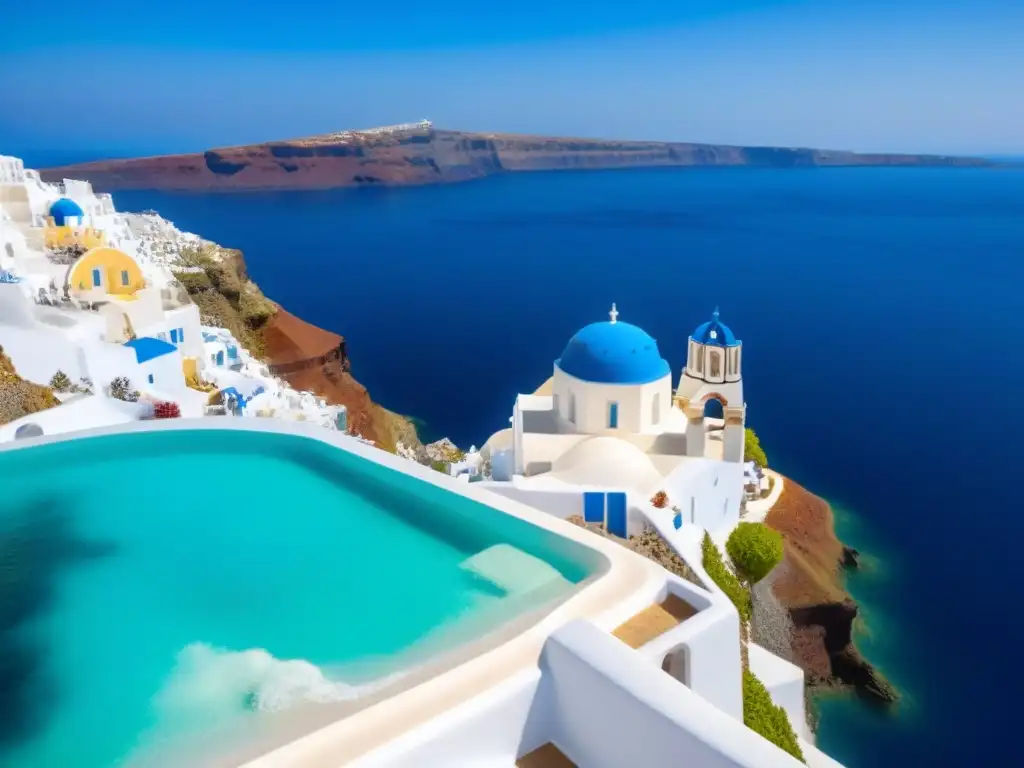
652, 393, 660, 425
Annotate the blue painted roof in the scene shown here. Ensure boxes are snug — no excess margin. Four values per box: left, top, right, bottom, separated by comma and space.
691, 308, 740, 348
49, 198, 84, 226
556, 311, 670, 385
124, 336, 177, 363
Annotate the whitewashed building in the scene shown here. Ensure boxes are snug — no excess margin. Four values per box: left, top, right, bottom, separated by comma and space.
481, 305, 747, 538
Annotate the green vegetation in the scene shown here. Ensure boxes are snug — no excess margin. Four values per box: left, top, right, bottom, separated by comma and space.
701, 532, 751, 622
726, 522, 784, 585
745, 427, 768, 468
172, 270, 213, 293
743, 671, 805, 762
174, 244, 217, 269
238, 284, 277, 326
108, 376, 139, 403
48, 370, 72, 393
171, 246, 277, 358
0, 347, 60, 425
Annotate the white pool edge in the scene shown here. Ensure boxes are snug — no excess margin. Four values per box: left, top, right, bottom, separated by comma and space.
1, 418, 669, 766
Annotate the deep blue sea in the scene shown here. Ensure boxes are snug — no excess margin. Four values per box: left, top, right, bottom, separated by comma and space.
106, 167, 1024, 767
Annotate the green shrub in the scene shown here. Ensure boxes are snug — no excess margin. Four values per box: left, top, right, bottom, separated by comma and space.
108, 376, 139, 403
701, 532, 751, 622
743, 670, 805, 762
175, 244, 216, 269
238, 283, 277, 327
49, 370, 72, 393
726, 522, 784, 585
172, 270, 213, 294
745, 427, 768, 468
205, 260, 242, 299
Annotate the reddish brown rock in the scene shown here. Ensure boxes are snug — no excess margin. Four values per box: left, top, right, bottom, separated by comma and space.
259, 307, 414, 452
766, 479, 897, 705
40, 128, 991, 193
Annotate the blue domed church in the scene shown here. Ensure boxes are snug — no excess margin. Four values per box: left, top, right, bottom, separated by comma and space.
552, 303, 673, 435
492, 305, 748, 539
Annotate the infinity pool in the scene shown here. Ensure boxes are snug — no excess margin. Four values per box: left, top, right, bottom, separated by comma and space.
0, 427, 599, 767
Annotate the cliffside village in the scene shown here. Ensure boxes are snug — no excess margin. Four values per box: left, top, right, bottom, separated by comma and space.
0, 154, 352, 439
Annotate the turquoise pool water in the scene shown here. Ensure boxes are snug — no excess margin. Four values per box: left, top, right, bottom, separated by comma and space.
0, 428, 598, 767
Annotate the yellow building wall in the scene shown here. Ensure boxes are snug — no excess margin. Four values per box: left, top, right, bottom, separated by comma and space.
45, 225, 106, 250
182, 357, 198, 380
69, 247, 145, 296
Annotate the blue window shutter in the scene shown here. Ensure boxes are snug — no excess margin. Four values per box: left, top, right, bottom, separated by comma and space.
178, 327, 184, 342
121, 269, 129, 286
91, 268, 101, 287
148, 374, 154, 384
608, 402, 619, 429
170, 329, 178, 343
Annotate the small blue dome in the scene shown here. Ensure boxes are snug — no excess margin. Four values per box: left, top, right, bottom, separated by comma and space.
691, 308, 740, 347
49, 198, 84, 226
556, 307, 671, 385
124, 336, 177, 363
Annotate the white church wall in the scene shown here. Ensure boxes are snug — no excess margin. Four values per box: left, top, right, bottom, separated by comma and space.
553, 368, 672, 435
520, 433, 589, 476
477, 482, 585, 520
663, 460, 743, 536
618, 431, 689, 457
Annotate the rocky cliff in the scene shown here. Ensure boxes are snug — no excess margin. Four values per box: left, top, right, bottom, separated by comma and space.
764, 480, 897, 706
260, 307, 417, 451
40, 127, 990, 192
0, 348, 60, 425
174, 245, 416, 451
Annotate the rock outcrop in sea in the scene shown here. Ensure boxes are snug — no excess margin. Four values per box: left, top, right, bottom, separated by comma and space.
764, 480, 898, 706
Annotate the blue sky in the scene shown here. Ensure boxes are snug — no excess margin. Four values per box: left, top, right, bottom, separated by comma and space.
1, 0, 1021, 161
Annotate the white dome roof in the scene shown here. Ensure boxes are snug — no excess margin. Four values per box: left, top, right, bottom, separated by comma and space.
549, 436, 663, 493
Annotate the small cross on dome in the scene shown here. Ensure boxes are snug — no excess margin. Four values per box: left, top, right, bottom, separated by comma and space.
609, 303, 619, 324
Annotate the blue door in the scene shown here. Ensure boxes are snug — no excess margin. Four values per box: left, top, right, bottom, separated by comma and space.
91, 268, 102, 287
607, 492, 627, 538
608, 402, 619, 428
583, 492, 604, 524
216, 351, 224, 366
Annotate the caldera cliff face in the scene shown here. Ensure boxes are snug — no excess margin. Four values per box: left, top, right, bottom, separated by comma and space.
40, 127, 990, 193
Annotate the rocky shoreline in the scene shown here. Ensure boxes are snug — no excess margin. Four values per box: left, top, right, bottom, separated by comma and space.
764, 479, 897, 708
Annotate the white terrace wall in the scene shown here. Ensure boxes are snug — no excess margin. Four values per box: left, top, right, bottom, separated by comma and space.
352, 670, 550, 767
478, 482, 584, 521
747, 643, 809, 742
538, 620, 802, 768
663, 459, 743, 536
478, 483, 650, 538
0, 324, 88, 384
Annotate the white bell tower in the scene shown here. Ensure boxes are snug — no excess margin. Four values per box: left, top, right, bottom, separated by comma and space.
674, 308, 746, 463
